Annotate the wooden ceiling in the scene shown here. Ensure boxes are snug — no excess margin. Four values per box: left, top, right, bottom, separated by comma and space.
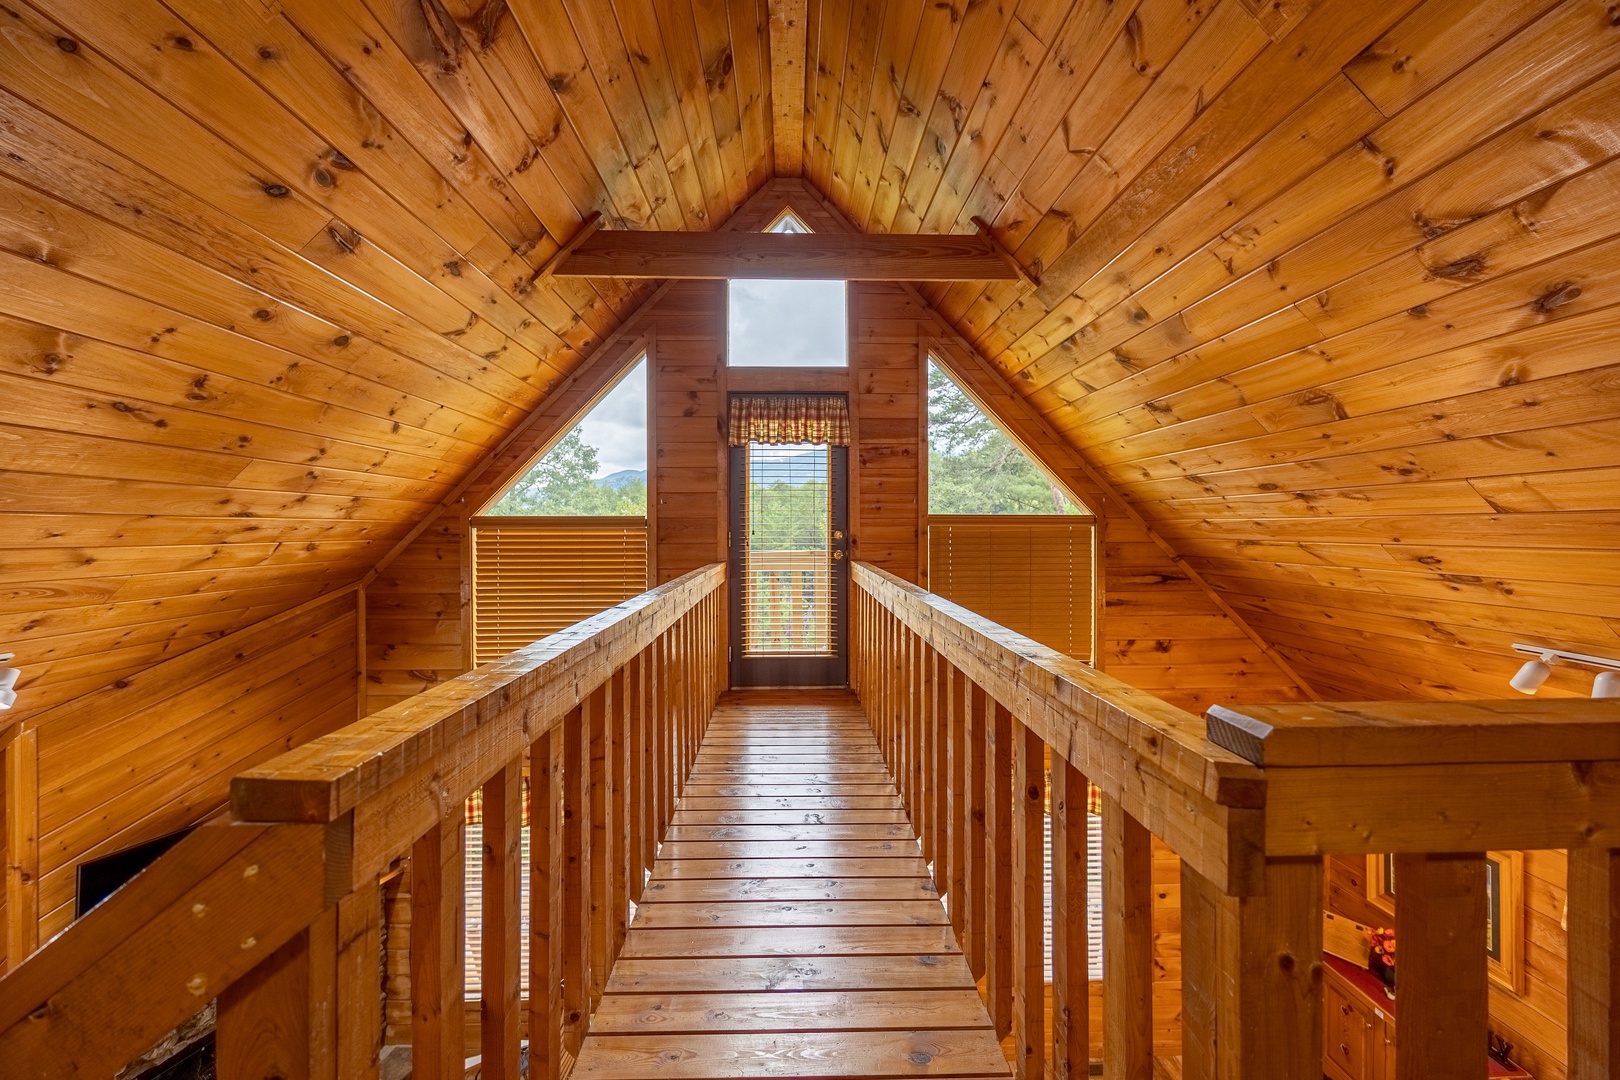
2, 0, 1615, 722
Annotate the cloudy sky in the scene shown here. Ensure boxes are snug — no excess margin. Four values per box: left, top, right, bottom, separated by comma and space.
728, 279, 848, 367
575, 358, 647, 477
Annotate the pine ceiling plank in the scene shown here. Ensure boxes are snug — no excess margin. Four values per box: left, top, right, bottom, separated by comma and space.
863, 0, 969, 232
0, 472, 427, 523
689, 0, 754, 212
923, 0, 1162, 330
1073, 235, 1620, 462
0, 174, 518, 441
738, 0, 776, 191
1011, 0, 1620, 393
1127, 419, 1620, 505
0, 513, 385, 552
803, 0, 852, 198
0, 88, 552, 411
965, 3, 1279, 354
0, 368, 457, 485
825, 0, 886, 209
344, 0, 582, 233
29, 0, 567, 376
1343, 0, 1566, 117
0, 259, 489, 464
1032, 0, 1427, 310
844, 0, 925, 228
767, 0, 807, 176
887, 0, 1018, 235
597, 0, 716, 229
1153, 510, 1620, 550
553, 0, 703, 232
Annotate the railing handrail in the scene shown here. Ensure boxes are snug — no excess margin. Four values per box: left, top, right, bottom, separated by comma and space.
853, 561, 1266, 893
1, 563, 728, 1080
233, 563, 723, 828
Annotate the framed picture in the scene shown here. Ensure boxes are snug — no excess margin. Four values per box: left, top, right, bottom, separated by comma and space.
1364, 850, 1524, 995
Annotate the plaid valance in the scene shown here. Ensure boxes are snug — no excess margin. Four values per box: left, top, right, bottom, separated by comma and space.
727, 394, 851, 446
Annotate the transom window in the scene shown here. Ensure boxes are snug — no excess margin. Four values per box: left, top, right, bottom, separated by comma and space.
726, 211, 848, 367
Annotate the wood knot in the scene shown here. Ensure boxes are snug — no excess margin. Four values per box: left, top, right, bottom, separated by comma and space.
262, 182, 290, 198
55, 36, 78, 52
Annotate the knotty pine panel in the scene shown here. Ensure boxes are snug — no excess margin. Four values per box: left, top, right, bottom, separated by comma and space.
365, 512, 470, 715
20, 590, 357, 941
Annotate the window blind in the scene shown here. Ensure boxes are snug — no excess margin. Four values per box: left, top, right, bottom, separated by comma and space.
472, 517, 649, 666
926, 517, 1095, 662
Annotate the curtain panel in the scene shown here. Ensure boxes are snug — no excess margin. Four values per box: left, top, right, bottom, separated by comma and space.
727, 394, 851, 446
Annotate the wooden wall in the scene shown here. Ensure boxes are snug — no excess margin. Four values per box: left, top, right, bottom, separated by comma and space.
5, 589, 357, 953
364, 511, 470, 716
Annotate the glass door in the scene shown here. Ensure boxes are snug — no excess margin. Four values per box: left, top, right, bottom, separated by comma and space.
728, 441, 849, 686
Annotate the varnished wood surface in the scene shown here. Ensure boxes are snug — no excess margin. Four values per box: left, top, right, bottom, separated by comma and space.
571, 690, 1009, 1079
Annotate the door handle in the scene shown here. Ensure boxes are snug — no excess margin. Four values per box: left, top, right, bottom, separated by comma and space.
832, 549, 845, 560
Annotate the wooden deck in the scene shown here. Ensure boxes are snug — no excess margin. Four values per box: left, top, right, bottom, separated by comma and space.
571, 689, 1010, 1079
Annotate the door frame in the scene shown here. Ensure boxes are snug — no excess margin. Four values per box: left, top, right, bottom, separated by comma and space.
727, 441, 850, 688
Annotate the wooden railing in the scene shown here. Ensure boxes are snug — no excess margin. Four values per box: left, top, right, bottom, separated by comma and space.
0, 563, 726, 1080
851, 562, 1620, 1080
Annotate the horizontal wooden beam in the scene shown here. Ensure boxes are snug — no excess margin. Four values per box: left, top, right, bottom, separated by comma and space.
555, 231, 1018, 280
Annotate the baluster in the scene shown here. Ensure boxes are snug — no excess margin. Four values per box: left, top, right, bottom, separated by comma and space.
337, 882, 383, 1080
530, 727, 566, 1080
1050, 759, 1091, 1080
586, 683, 611, 1007
1011, 724, 1046, 1080
562, 704, 591, 1057
480, 764, 521, 1080
1181, 854, 1322, 1080
217, 906, 338, 1080
1394, 853, 1487, 1080
931, 649, 948, 886
898, 629, 912, 814
1102, 796, 1152, 1080
627, 654, 648, 904
610, 668, 631, 961
1569, 847, 1620, 1079
966, 683, 989, 981
946, 666, 969, 950
408, 814, 464, 1080
985, 700, 1015, 1036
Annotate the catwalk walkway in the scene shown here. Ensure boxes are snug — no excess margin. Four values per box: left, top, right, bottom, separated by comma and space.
570, 689, 1011, 1079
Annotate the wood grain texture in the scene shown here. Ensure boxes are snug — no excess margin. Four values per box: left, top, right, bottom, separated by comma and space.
573, 689, 1008, 1079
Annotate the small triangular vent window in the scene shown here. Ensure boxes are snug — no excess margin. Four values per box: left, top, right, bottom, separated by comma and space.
484, 357, 647, 516
927, 359, 1087, 515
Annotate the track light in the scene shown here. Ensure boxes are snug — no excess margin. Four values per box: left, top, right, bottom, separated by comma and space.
1510, 652, 1555, 695
1509, 644, 1620, 699
0, 653, 16, 711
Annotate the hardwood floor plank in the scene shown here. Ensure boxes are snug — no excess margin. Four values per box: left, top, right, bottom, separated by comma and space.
574, 689, 1008, 1079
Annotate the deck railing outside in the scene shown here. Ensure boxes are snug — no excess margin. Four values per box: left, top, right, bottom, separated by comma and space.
851, 561, 1620, 1080
0, 563, 726, 1080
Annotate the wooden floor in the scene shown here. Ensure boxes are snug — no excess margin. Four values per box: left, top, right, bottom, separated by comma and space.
571, 689, 1010, 1079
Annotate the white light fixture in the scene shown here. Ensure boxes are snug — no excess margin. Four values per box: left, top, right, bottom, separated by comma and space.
1510, 643, 1620, 699
0, 653, 17, 711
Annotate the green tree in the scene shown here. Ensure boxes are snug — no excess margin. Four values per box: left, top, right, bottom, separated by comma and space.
486, 427, 648, 516
927, 362, 1081, 515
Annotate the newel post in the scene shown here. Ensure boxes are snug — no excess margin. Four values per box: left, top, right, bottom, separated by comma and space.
1180, 854, 1323, 1080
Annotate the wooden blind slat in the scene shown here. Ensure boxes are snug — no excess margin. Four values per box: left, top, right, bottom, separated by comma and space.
925, 519, 1094, 663
473, 521, 650, 666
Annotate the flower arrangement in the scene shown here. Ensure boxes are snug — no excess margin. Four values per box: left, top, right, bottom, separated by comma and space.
1367, 926, 1396, 994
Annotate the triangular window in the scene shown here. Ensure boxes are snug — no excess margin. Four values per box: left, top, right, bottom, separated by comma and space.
483, 357, 648, 516
927, 358, 1087, 515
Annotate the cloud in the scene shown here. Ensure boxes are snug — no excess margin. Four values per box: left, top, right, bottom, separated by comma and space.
727, 280, 848, 367
575, 357, 647, 477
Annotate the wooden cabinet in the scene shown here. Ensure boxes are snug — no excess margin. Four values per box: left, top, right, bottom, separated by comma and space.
1324, 958, 1392, 1080
1321, 956, 1531, 1080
